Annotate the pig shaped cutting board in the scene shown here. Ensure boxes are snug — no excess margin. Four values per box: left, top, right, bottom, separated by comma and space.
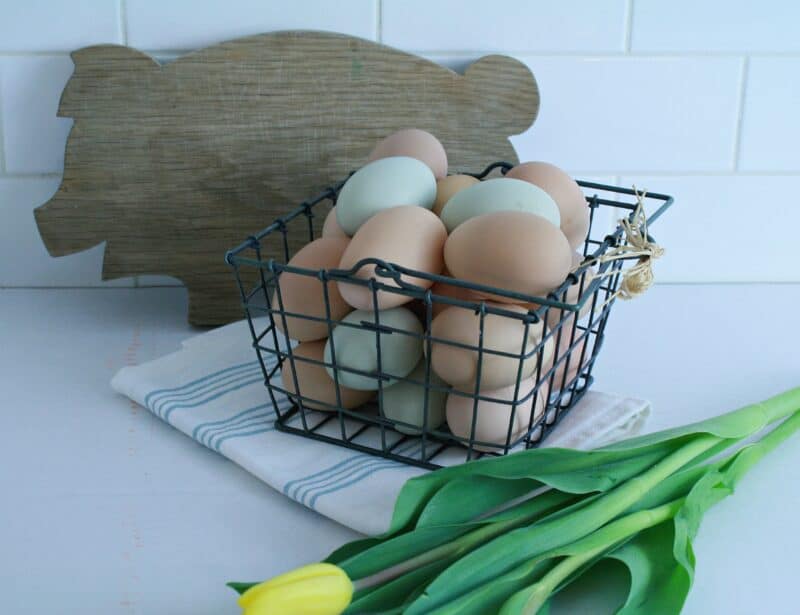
34, 31, 539, 325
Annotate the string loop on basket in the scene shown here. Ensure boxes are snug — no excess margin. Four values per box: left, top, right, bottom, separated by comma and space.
586, 186, 664, 303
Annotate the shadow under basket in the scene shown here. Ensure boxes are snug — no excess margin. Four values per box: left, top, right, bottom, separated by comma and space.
227, 162, 673, 469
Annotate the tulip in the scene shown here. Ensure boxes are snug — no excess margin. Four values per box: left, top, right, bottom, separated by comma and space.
237, 563, 352, 615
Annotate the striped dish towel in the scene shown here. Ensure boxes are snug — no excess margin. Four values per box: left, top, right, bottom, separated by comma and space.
111, 319, 650, 536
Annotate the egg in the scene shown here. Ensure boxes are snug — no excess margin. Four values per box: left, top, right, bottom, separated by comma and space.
428, 278, 483, 317
272, 237, 352, 341
446, 378, 548, 452
439, 177, 560, 233
380, 360, 448, 435
429, 303, 552, 391
432, 174, 479, 216
335, 157, 437, 235
321, 207, 348, 238
367, 128, 448, 179
281, 340, 374, 411
544, 334, 590, 390
337, 206, 447, 310
506, 162, 590, 249
540, 252, 596, 330
324, 307, 423, 390
444, 211, 573, 301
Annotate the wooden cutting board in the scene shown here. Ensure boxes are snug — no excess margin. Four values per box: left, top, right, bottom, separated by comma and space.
34, 31, 539, 325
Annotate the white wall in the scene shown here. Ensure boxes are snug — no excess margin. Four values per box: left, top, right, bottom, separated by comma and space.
1, 0, 798, 287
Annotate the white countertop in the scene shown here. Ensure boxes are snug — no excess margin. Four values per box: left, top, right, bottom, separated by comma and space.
1, 285, 799, 614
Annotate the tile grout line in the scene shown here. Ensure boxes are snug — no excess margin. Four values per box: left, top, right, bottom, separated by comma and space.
2, 49, 800, 59
623, 0, 634, 52
386, 50, 800, 59
731, 56, 750, 171
0, 64, 5, 174
376, 0, 382, 42
0, 171, 63, 179
119, 0, 129, 46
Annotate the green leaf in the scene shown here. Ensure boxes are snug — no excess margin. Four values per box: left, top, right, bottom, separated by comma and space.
403, 435, 720, 614
344, 559, 451, 614
226, 581, 255, 595
606, 521, 689, 615
340, 489, 578, 582
565, 413, 800, 615
600, 387, 800, 452
415, 475, 543, 528
326, 389, 800, 613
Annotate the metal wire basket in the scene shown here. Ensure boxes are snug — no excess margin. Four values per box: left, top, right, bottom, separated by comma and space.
226, 162, 673, 469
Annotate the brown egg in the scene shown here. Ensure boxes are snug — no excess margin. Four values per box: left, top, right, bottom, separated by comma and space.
429, 303, 552, 391
367, 128, 448, 178
506, 162, 590, 250
272, 237, 352, 341
532, 252, 596, 330
338, 206, 447, 310
428, 277, 484, 317
444, 211, 573, 302
432, 174, 479, 216
446, 378, 548, 452
321, 207, 348, 238
543, 334, 591, 390
281, 340, 374, 411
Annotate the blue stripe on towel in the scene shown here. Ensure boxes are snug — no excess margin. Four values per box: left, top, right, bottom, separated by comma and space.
213, 424, 277, 451
144, 360, 260, 409
291, 440, 421, 508
153, 364, 265, 417
160, 375, 266, 421
308, 452, 421, 509
284, 453, 373, 501
192, 402, 272, 442
205, 399, 291, 449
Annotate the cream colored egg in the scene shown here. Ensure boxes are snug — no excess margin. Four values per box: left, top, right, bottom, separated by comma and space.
367, 129, 448, 179
506, 162, 590, 249
432, 174, 479, 216
446, 378, 547, 452
381, 360, 448, 435
324, 307, 423, 390
429, 303, 552, 391
281, 340, 374, 411
444, 211, 573, 301
440, 177, 560, 233
321, 207, 348, 238
335, 157, 437, 235
272, 237, 352, 342
338, 206, 446, 310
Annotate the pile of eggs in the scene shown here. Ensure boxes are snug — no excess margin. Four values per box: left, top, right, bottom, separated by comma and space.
275, 129, 593, 450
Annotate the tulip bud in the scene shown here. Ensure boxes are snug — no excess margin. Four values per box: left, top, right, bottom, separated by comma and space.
238, 562, 353, 615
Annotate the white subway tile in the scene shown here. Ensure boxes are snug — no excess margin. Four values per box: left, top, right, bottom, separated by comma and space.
383, 0, 627, 52
510, 57, 742, 172
618, 175, 799, 282
125, 0, 377, 49
0, 178, 132, 287
0, 56, 74, 174
738, 58, 800, 172
0, 0, 121, 52
632, 0, 800, 52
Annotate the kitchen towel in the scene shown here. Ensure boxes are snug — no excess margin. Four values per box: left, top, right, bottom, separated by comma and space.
111, 319, 650, 536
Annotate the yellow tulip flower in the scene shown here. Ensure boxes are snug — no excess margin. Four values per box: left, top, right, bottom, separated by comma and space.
238, 563, 353, 615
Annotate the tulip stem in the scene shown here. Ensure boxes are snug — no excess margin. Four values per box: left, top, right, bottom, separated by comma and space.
352, 489, 577, 592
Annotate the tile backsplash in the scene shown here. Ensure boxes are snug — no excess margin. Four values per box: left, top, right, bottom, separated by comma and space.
0, 0, 797, 287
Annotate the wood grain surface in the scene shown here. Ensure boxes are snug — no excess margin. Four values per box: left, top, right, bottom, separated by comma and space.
34, 30, 539, 325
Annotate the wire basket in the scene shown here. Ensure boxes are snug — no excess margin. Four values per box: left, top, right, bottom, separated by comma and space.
226, 162, 673, 469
